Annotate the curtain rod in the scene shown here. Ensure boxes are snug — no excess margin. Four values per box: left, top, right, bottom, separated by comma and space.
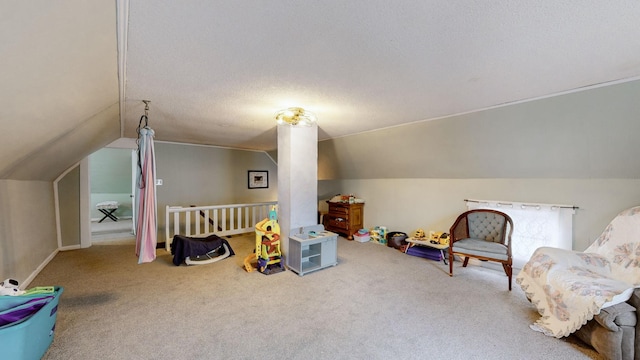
464, 199, 579, 210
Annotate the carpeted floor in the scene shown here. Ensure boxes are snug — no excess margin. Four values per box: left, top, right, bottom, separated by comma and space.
32, 234, 603, 360
91, 218, 134, 243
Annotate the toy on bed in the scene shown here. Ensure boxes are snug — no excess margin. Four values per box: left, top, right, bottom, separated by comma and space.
170, 234, 235, 266
516, 206, 640, 338
243, 206, 285, 275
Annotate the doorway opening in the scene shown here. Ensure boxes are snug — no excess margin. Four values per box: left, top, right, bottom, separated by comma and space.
88, 144, 136, 243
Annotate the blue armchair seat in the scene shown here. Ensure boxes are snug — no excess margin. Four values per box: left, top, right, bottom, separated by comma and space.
451, 238, 509, 261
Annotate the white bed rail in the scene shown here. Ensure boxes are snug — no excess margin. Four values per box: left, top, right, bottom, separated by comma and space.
165, 201, 277, 251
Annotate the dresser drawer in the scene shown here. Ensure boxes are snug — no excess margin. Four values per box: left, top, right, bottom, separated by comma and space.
328, 203, 349, 216
328, 217, 348, 230
325, 202, 364, 239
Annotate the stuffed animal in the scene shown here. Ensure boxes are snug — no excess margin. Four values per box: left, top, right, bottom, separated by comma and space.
0, 278, 25, 296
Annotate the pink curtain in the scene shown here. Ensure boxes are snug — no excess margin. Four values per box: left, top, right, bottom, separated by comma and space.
135, 127, 157, 263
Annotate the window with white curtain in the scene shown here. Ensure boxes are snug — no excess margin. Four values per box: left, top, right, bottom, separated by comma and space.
465, 199, 576, 268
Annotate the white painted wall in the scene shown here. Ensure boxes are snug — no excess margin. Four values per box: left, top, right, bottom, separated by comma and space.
0, 180, 58, 284
324, 178, 640, 252
89, 147, 133, 220
317, 80, 640, 253
0, 1, 120, 181
153, 142, 278, 235
318, 80, 640, 180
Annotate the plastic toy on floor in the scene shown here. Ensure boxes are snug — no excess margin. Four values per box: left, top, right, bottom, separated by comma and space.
0, 279, 24, 296
243, 206, 286, 275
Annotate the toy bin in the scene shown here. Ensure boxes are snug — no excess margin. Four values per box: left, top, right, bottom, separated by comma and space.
353, 233, 370, 242
0, 286, 63, 360
353, 229, 370, 243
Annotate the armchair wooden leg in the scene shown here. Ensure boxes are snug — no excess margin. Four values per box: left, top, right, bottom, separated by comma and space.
449, 251, 453, 277
502, 263, 513, 291
462, 257, 469, 268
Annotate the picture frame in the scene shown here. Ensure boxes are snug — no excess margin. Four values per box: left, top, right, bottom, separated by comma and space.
248, 170, 269, 189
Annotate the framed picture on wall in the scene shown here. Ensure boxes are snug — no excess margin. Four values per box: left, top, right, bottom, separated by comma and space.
248, 170, 269, 189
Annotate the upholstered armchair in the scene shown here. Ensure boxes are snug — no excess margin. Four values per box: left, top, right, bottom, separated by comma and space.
448, 209, 514, 290
517, 206, 640, 359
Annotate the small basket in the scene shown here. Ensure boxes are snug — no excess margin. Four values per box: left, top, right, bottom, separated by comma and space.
387, 231, 408, 249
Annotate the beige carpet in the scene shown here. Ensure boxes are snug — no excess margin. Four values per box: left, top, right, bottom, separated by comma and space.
32, 234, 603, 360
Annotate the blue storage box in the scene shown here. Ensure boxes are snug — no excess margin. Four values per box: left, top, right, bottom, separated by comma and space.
0, 286, 63, 360
406, 246, 442, 261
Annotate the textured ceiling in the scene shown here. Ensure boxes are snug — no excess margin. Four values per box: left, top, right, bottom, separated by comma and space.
122, 0, 640, 151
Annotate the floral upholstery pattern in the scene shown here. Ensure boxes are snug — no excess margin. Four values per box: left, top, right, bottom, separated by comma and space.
516, 206, 640, 338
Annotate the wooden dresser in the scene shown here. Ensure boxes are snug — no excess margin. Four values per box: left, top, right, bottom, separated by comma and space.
325, 202, 364, 240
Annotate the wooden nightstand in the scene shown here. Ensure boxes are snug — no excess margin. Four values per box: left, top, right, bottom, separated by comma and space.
325, 202, 364, 240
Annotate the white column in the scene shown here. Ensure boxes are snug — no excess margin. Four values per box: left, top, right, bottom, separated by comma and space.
277, 123, 318, 258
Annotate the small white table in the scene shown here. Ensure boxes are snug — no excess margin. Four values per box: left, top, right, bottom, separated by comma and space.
404, 237, 448, 265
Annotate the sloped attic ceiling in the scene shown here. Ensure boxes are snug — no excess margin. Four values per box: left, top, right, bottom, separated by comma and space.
1, 1, 640, 181
0, 1, 120, 181
122, 0, 640, 150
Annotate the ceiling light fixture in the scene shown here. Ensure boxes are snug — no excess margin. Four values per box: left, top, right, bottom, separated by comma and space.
275, 107, 317, 126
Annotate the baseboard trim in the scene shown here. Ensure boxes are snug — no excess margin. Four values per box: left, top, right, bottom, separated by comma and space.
21, 248, 59, 289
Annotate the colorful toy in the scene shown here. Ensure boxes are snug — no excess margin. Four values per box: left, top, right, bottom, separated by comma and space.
0, 278, 25, 296
243, 206, 285, 275
429, 231, 450, 245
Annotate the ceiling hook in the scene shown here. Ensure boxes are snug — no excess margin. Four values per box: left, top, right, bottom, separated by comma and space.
142, 100, 151, 118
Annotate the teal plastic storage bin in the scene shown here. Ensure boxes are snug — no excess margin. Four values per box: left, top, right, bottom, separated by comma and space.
0, 286, 63, 360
